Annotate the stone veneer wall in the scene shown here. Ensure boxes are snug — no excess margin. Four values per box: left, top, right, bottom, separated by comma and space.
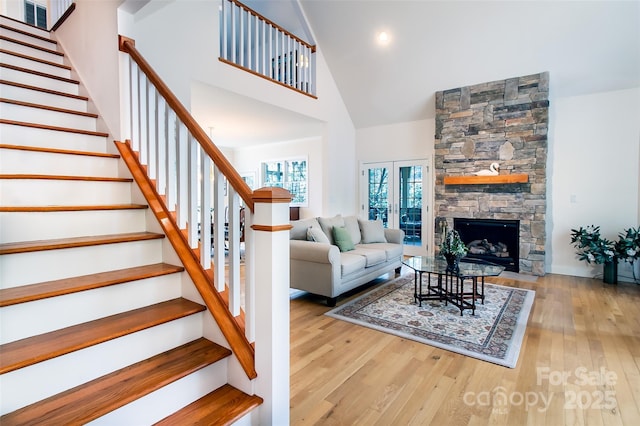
434, 72, 549, 275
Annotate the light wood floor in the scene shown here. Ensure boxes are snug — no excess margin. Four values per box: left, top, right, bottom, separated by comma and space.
290, 267, 640, 425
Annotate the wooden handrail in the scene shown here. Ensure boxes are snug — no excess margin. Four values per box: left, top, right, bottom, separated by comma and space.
118, 36, 254, 212
230, 0, 316, 53
115, 140, 257, 379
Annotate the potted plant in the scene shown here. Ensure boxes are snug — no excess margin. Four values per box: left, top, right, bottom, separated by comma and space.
570, 225, 617, 283
615, 226, 640, 284
440, 228, 468, 270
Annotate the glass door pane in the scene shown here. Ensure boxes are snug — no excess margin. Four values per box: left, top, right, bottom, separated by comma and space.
361, 163, 392, 228
394, 160, 429, 257
397, 165, 423, 247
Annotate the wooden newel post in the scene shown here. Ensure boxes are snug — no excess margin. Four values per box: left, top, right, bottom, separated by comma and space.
251, 187, 292, 425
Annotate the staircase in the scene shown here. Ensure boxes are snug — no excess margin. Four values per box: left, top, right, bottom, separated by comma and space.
0, 16, 261, 424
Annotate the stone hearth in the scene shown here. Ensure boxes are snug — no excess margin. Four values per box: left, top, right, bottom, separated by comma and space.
434, 72, 548, 275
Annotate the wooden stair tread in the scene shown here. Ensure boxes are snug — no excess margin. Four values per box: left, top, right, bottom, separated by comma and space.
0, 35, 61, 56
0, 118, 109, 137
0, 204, 147, 212
0, 97, 99, 118
0, 62, 77, 84
154, 384, 263, 426
0, 298, 206, 374
0, 231, 165, 255
0, 143, 120, 158
0, 338, 230, 425
0, 174, 133, 182
0, 263, 185, 307
0, 48, 70, 70
0, 23, 57, 45
0, 79, 89, 101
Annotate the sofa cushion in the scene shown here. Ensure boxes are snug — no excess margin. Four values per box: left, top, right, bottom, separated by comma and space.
290, 217, 322, 240
343, 216, 362, 245
350, 248, 386, 267
340, 253, 367, 276
356, 242, 403, 261
318, 214, 345, 245
332, 226, 355, 252
307, 226, 330, 244
358, 219, 387, 243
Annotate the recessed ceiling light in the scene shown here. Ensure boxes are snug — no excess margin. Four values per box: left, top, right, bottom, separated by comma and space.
377, 31, 390, 45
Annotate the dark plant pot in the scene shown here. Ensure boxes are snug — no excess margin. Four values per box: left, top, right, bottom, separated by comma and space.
444, 253, 460, 271
603, 259, 618, 284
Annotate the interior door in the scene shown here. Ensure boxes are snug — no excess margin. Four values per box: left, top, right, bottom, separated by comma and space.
361, 160, 430, 256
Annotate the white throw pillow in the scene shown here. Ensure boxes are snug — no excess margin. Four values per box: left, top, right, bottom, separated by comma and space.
307, 226, 330, 244
317, 214, 345, 245
358, 219, 387, 243
343, 215, 362, 245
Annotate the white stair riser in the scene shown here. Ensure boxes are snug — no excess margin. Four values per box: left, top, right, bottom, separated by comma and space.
0, 66, 78, 94
0, 179, 133, 206
0, 313, 206, 415
1, 273, 183, 344
0, 51, 70, 79
0, 83, 88, 111
0, 27, 57, 51
0, 149, 119, 177
0, 39, 63, 65
0, 209, 147, 243
0, 102, 96, 131
89, 362, 228, 426
0, 239, 164, 288
0, 16, 52, 40
0, 123, 108, 152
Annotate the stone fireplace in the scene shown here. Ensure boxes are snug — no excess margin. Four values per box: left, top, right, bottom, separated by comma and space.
434, 72, 548, 275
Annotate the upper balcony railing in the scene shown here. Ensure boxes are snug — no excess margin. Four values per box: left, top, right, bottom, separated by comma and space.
219, 0, 317, 97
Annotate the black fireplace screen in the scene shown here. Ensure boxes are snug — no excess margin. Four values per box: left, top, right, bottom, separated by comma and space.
453, 218, 520, 272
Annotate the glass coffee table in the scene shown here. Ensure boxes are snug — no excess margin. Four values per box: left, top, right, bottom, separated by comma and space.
402, 256, 505, 316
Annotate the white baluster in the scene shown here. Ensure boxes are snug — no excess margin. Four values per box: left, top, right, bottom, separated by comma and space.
228, 187, 241, 316
156, 97, 167, 196
147, 86, 157, 180
200, 152, 212, 267
246, 9, 251, 71
187, 134, 198, 248
231, 1, 236, 64
140, 76, 150, 165
176, 123, 188, 229
213, 165, 226, 292
165, 109, 177, 211
244, 210, 255, 342
132, 64, 141, 152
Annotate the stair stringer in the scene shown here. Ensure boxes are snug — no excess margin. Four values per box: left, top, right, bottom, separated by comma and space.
122, 141, 259, 399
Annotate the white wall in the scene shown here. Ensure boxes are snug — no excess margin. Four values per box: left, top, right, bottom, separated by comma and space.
52, 0, 122, 144
549, 87, 640, 277
356, 119, 434, 163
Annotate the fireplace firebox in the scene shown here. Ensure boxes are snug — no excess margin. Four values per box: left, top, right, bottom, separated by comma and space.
453, 218, 520, 272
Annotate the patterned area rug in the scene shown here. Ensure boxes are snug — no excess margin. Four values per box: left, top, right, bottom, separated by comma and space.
326, 275, 535, 368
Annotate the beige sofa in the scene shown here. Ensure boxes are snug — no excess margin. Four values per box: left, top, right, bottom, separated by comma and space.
290, 214, 404, 306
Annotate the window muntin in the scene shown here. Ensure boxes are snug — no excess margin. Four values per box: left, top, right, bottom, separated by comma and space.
261, 158, 308, 206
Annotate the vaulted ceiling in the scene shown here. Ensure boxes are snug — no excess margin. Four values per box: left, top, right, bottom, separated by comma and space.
298, 0, 640, 129
188, 0, 640, 146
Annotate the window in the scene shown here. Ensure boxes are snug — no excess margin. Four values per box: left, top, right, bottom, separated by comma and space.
25, 1, 47, 29
261, 158, 308, 206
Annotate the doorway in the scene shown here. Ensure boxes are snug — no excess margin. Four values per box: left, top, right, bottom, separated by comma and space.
360, 160, 431, 256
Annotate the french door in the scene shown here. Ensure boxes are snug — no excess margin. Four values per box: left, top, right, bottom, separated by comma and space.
360, 160, 431, 256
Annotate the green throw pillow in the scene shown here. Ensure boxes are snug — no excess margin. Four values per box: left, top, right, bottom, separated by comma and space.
332, 226, 355, 252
